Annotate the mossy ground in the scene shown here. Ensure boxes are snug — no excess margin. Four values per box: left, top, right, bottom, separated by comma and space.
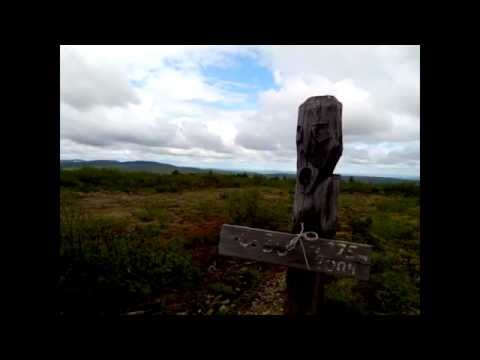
59, 170, 419, 316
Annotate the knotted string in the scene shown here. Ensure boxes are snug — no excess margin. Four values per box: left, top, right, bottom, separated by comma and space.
282, 222, 319, 270
239, 222, 319, 270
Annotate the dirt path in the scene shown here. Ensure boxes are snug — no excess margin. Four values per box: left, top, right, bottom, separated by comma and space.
238, 270, 287, 315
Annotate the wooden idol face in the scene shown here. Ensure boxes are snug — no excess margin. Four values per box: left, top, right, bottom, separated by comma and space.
297, 99, 342, 172
295, 96, 343, 197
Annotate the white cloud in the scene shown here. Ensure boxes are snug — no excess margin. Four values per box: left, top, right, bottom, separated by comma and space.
233, 75, 396, 152
60, 47, 140, 111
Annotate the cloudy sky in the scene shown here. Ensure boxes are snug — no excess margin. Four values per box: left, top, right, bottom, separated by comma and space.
60, 45, 420, 178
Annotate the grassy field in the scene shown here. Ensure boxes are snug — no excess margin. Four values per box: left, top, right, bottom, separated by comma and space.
58, 168, 420, 316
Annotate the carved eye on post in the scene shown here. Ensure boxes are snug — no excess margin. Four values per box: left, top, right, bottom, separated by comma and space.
296, 126, 303, 144
312, 124, 329, 144
299, 167, 312, 187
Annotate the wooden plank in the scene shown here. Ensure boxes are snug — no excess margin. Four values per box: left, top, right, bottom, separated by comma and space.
219, 224, 371, 281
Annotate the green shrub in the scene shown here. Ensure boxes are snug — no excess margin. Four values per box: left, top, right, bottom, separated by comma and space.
208, 282, 235, 296
227, 189, 260, 227
370, 214, 418, 245
325, 278, 366, 317
134, 223, 164, 238
226, 189, 281, 230
370, 270, 419, 314
350, 216, 383, 248
60, 167, 296, 194
341, 180, 419, 197
58, 202, 198, 315
376, 197, 418, 214
135, 202, 169, 223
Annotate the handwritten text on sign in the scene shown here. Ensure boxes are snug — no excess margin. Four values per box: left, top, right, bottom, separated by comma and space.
219, 224, 372, 280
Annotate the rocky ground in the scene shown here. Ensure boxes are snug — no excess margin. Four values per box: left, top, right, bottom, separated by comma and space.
238, 270, 286, 315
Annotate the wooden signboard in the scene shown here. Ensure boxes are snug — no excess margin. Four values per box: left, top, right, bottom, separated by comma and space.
219, 224, 372, 281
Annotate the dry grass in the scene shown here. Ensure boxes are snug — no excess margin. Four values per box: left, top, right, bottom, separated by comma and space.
60, 183, 419, 316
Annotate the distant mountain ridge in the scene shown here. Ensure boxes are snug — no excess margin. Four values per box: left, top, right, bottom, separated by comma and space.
60, 159, 419, 184
267, 172, 419, 184
60, 159, 244, 175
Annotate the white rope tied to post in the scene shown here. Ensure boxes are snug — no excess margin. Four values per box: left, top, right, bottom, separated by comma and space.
281, 222, 319, 270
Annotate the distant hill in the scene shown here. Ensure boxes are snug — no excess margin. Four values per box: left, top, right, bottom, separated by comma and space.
60, 159, 419, 184
60, 159, 250, 175
264, 172, 418, 184
61, 159, 210, 174
339, 175, 419, 185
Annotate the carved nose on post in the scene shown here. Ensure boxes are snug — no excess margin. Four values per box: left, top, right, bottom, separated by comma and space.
299, 167, 312, 187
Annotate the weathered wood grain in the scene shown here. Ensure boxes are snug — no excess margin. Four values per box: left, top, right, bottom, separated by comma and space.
287, 95, 344, 316
219, 224, 371, 280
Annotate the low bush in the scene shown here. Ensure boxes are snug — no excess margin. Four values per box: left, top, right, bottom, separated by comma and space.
341, 181, 419, 197
58, 201, 198, 315
60, 167, 295, 194
134, 202, 169, 223
208, 282, 235, 296
226, 189, 286, 230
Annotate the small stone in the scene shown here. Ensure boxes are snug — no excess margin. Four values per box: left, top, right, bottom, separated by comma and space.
222, 299, 230, 305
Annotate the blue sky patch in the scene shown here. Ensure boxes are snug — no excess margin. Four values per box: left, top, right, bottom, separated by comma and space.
129, 79, 146, 88
202, 54, 278, 106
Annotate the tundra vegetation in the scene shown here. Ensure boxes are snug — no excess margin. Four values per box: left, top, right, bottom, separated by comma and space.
58, 167, 419, 316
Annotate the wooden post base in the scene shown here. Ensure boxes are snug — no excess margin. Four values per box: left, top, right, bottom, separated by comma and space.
286, 268, 328, 316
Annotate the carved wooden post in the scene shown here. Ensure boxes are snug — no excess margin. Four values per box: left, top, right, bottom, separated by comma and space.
219, 95, 368, 315
286, 95, 343, 316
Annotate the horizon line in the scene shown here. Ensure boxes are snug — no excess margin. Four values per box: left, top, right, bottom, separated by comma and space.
60, 158, 420, 180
